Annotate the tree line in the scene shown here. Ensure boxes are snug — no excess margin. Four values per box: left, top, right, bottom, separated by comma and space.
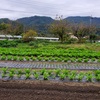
0, 16, 100, 43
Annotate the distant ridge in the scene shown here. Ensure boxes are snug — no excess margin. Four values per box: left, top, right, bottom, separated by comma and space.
0, 16, 100, 34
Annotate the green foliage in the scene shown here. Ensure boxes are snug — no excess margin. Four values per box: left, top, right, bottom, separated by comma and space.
0, 40, 18, 47
0, 45, 99, 62
24, 69, 31, 74
23, 30, 37, 42
50, 16, 70, 43
10, 68, 15, 74
1, 73, 5, 78
19, 57, 24, 61
62, 69, 70, 77
40, 68, 46, 75
25, 73, 30, 79
54, 69, 61, 76
13, 56, 18, 61
68, 71, 76, 80
17, 69, 23, 75
95, 74, 100, 81
59, 73, 66, 80
43, 72, 49, 80
0, 68, 100, 82
86, 72, 93, 82
25, 56, 30, 61
76, 73, 84, 81
34, 72, 39, 79
9, 72, 14, 78
7, 56, 12, 60
68, 74, 75, 80
94, 70, 100, 76
17, 74, 21, 78
2, 67, 8, 74
1, 55, 6, 60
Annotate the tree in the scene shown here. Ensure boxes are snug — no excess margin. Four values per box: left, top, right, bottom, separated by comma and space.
23, 30, 37, 42
49, 16, 70, 43
89, 34, 97, 43
0, 23, 10, 34
89, 25, 97, 43
72, 23, 89, 43
7, 22, 24, 35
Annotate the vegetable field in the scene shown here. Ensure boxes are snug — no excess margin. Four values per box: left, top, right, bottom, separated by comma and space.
0, 67, 100, 82
0, 47, 100, 63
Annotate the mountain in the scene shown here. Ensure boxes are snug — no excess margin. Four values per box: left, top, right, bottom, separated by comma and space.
0, 16, 100, 34
0, 18, 11, 23
17, 16, 54, 26
66, 16, 100, 27
17, 16, 54, 34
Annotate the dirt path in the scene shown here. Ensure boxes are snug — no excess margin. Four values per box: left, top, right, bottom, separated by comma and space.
0, 80, 100, 100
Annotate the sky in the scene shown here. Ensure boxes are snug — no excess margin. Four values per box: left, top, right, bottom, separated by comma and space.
0, 0, 100, 20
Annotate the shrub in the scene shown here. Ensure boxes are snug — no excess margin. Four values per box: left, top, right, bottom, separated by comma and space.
29, 41, 38, 48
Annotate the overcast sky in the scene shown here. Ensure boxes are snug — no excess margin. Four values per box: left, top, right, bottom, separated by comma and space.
0, 0, 100, 20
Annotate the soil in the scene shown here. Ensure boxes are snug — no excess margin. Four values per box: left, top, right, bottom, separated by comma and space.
0, 80, 100, 100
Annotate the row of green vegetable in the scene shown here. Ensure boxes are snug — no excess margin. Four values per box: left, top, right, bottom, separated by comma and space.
0, 48, 100, 58
0, 55, 100, 63
1, 68, 100, 82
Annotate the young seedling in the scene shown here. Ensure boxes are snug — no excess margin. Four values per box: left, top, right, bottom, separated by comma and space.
54, 69, 61, 77
25, 73, 30, 79
25, 68, 31, 74
47, 70, 53, 76
59, 73, 66, 80
17, 69, 23, 75
94, 70, 100, 76
9, 72, 14, 78
62, 69, 70, 77
2, 67, 8, 74
95, 74, 100, 81
77, 73, 84, 81
17, 74, 21, 78
40, 68, 46, 75
1, 73, 6, 78
10, 68, 15, 74
34, 72, 39, 79
86, 74, 93, 82
43, 72, 49, 80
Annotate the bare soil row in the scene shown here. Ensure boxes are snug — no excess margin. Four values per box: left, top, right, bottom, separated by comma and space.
0, 80, 100, 100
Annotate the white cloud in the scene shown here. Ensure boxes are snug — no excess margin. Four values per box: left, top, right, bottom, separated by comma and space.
0, 0, 100, 19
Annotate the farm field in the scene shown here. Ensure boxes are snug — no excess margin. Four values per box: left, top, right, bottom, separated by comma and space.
0, 41, 100, 100
0, 67, 100, 82
0, 80, 100, 100
0, 41, 100, 63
